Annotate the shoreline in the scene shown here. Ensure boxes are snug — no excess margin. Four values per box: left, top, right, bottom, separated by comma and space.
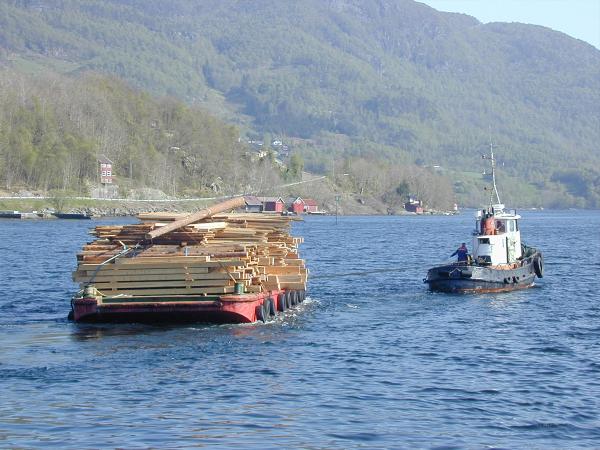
0, 200, 458, 218
0, 196, 557, 218
0, 194, 457, 217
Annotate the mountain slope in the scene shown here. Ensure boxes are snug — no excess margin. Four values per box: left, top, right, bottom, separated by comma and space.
1, 0, 599, 206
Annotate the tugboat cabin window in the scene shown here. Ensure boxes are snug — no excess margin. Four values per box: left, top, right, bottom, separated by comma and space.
495, 220, 506, 233
478, 237, 490, 244
508, 220, 516, 232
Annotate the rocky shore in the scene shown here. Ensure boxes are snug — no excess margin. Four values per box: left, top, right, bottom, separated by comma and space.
68, 202, 202, 217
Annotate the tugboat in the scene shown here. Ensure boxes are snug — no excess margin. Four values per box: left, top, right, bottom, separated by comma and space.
424, 145, 543, 293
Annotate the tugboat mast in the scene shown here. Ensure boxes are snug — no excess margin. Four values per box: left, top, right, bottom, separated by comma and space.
484, 142, 501, 209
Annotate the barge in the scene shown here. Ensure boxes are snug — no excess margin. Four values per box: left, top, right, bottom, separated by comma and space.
70, 197, 308, 323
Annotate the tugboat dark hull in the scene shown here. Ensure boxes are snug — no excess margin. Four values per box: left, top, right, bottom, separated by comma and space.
425, 253, 542, 294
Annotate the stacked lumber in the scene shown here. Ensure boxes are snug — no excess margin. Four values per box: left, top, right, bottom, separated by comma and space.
73, 206, 307, 298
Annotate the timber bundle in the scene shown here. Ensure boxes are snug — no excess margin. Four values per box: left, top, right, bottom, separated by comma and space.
72, 203, 307, 298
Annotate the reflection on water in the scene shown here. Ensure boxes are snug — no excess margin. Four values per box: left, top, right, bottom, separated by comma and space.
1, 211, 599, 448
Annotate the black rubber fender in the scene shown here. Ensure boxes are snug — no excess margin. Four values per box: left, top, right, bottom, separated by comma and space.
256, 303, 266, 323
285, 291, 293, 309
277, 292, 287, 312
256, 299, 269, 323
533, 254, 544, 278
267, 296, 276, 316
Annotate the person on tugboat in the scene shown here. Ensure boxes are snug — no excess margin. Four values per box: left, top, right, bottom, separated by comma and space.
451, 243, 469, 263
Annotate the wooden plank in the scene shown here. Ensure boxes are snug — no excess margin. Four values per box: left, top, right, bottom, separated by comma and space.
74, 267, 211, 277
276, 275, 307, 283
137, 212, 188, 221
96, 286, 235, 296
279, 282, 307, 290
115, 256, 210, 265
185, 222, 228, 230
284, 259, 304, 266
260, 266, 301, 275
91, 279, 234, 289
77, 259, 246, 271
257, 257, 274, 265
73, 271, 245, 283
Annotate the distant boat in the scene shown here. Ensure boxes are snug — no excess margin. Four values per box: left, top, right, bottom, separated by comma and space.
0, 210, 43, 219
0, 210, 22, 219
424, 144, 543, 293
52, 212, 92, 220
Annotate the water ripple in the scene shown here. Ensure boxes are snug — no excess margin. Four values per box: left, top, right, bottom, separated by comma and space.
1, 212, 600, 447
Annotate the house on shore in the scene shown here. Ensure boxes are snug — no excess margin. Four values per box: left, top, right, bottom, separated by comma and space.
286, 197, 305, 214
261, 196, 286, 213
302, 198, 319, 213
243, 196, 320, 214
98, 155, 114, 185
404, 197, 424, 214
244, 196, 263, 213
285, 197, 320, 214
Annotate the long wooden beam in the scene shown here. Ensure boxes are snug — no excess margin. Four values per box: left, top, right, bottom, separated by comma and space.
145, 197, 246, 240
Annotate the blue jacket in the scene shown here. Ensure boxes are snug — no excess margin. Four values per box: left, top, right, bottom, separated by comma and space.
451, 246, 469, 262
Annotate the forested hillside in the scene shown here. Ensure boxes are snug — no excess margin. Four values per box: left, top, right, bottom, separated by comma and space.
0, 70, 455, 210
1, 0, 599, 207
0, 70, 272, 197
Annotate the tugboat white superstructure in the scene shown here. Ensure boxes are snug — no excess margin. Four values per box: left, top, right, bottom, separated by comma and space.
425, 144, 543, 293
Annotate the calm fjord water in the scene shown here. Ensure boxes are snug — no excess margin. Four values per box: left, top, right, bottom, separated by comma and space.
1, 211, 599, 448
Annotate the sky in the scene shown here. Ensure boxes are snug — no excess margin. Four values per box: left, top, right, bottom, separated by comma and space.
419, 0, 600, 49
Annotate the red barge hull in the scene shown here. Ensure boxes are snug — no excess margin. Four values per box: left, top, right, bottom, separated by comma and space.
72, 289, 305, 324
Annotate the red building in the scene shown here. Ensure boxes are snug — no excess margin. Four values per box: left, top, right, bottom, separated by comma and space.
261, 197, 285, 213
283, 197, 320, 214
98, 155, 114, 185
289, 197, 305, 214
303, 199, 319, 213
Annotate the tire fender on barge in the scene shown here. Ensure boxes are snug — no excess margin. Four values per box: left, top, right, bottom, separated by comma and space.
533, 254, 543, 278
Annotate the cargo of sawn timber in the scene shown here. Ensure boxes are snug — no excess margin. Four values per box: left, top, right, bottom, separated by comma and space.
70, 197, 308, 323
